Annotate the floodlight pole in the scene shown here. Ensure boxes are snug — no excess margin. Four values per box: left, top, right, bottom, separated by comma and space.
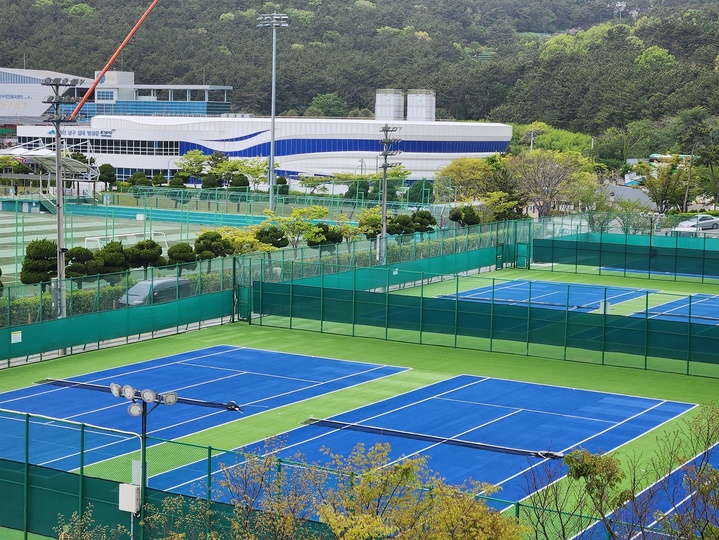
379, 125, 401, 266
41, 78, 83, 349
257, 12, 288, 212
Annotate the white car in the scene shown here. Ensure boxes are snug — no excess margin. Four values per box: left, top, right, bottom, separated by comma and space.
675, 214, 719, 230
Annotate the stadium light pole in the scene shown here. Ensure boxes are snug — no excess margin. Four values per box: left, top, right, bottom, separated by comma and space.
379, 125, 401, 265
41, 77, 84, 348
109, 383, 178, 540
257, 12, 288, 213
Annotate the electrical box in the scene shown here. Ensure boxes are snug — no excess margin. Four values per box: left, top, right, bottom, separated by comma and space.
118, 483, 141, 514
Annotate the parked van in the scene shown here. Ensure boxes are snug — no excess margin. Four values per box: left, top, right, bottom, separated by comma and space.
118, 277, 192, 307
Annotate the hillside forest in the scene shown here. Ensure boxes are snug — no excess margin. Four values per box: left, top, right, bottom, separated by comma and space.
2, 0, 719, 172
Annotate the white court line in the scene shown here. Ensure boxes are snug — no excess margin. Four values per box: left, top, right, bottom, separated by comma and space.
495, 400, 672, 489
0, 346, 244, 407
436, 396, 616, 425
163, 376, 491, 491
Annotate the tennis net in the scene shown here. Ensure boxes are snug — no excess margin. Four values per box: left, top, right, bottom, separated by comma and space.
303, 417, 564, 460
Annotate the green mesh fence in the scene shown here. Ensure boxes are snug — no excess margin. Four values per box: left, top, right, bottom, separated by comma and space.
243, 243, 719, 378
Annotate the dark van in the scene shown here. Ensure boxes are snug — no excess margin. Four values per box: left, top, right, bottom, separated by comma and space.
118, 277, 192, 307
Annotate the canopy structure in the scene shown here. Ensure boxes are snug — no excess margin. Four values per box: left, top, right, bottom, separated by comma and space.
0, 143, 98, 179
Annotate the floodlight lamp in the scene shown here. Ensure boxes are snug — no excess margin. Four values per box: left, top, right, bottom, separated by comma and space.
162, 391, 178, 406
61, 78, 69, 85
52, 78, 63, 85
141, 389, 156, 403
128, 402, 143, 417
122, 384, 136, 400
110, 383, 121, 398
69, 79, 80, 86
42, 77, 52, 85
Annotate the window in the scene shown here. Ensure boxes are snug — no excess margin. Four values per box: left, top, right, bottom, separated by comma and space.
96, 90, 115, 102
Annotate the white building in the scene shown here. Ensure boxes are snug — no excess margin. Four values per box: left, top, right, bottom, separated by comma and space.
15, 115, 510, 181
10, 85, 512, 181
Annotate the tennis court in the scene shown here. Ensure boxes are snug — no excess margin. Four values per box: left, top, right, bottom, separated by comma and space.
146, 374, 693, 507
633, 293, 719, 325
441, 279, 653, 312
0, 345, 406, 468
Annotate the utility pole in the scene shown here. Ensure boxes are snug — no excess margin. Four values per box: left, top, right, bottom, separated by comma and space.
379, 125, 401, 265
41, 77, 83, 354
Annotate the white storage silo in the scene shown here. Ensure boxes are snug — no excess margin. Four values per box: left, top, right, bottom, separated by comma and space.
407, 89, 436, 121
375, 89, 404, 121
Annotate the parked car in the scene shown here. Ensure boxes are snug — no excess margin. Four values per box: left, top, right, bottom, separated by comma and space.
674, 214, 719, 230
118, 277, 192, 307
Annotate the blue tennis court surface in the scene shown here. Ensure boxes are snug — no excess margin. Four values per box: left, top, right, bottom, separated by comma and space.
441, 280, 653, 312
151, 375, 693, 507
0, 345, 406, 467
634, 293, 719, 325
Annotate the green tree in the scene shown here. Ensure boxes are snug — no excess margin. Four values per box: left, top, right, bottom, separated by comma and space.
88, 241, 129, 284
406, 179, 434, 203
194, 230, 233, 271
318, 442, 524, 540
262, 205, 330, 254
167, 242, 197, 274
65, 246, 95, 287
357, 206, 382, 239
177, 149, 209, 181
411, 209, 437, 237
436, 157, 494, 202
633, 157, 685, 213
20, 239, 56, 286
449, 205, 482, 227
310, 92, 348, 117
255, 224, 290, 249
306, 222, 343, 254
98, 163, 117, 188
125, 240, 165, 279
299, 174, 329, 195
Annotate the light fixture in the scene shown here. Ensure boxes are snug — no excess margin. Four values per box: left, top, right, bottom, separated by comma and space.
141, 389, 156, 403
163, 391, 178, 406
122, 384, 136, 400
110, 383, 121, 398
128, 402, 143, 417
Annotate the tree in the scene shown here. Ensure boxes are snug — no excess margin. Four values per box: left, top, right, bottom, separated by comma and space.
333, 214, 362, 252
449, 205, 482, 227
194, 230, 232, 271
406, 179, 433, 204
167, 242, 197, 274
235, 156, 270, 192
387, 213, 416, 242
262, 206, 330, 255
217, 438, 328, 540
125, 240, 166, 279
141, 495, 217, 540
255, 224, 290, 249
318, 442, 524, 539
357, 206, 382, 239
65, 246, 96, 287
633, 157, 685, 213
411, 209, 437, 237
310, 92, 348, 117
212, 226, 277, 255
97, 163, 117, 188
88, 241, 129, 284
55, 504, 127, 540
506, 150, 585, 217
306, 222, 343, 254
275, 175, 289, 195
436, 157, 494, 202
20, 239, 56, 286
177, 149, 209, 181
298, 175, 328, 195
